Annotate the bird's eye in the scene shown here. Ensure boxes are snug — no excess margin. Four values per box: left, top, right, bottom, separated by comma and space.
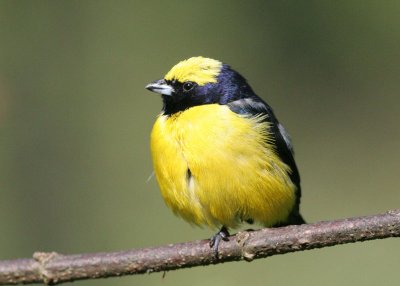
183, 81, 195, 92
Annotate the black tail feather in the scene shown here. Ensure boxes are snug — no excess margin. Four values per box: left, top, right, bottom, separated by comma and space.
273, 212, 306, 227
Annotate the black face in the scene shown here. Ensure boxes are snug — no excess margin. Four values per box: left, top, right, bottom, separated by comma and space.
162, 64, 256, 115
164, 79, 197, 102
162, 79, 216, 115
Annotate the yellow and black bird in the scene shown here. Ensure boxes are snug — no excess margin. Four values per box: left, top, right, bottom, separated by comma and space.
146, 56, 305, 254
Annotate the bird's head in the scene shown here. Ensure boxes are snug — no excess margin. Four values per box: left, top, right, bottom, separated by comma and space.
145, 56, 255, 115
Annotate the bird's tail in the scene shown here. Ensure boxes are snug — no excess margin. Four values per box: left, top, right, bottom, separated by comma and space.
290, 213, 306, 225
274, 212, 306, 227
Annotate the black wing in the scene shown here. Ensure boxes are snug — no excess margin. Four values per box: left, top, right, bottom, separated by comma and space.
227, 96, 305, 225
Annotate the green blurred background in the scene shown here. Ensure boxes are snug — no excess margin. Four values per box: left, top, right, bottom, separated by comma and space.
1, 1, 399, 285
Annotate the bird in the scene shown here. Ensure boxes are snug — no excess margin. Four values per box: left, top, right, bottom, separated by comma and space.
145, 56, 305, 256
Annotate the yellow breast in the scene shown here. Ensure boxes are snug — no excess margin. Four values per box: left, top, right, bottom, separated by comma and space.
150, 104, 296, 229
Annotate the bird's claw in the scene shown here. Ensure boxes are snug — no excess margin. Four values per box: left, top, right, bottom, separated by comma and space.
209, 226, 230, 258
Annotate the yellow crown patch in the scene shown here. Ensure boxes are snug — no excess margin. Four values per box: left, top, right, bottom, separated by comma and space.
164, 57, 222, 86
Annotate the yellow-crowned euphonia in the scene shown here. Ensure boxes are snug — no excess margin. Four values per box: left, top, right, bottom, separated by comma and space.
146, 56, 305, 255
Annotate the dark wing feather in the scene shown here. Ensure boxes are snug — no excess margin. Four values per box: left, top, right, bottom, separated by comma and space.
227, 96, 305, 225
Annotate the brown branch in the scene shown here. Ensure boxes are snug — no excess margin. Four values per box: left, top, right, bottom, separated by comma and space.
1, 209, 399, 285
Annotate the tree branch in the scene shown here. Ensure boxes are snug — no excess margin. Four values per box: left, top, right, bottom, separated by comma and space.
1, 209, 399, 285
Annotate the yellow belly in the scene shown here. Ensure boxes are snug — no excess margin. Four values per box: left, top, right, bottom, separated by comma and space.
150, 104, 296, 229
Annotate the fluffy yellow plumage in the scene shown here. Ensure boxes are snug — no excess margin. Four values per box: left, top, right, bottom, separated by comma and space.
164, 56, 222, 86
146, 56, 304, 253
151, 104, 296, 228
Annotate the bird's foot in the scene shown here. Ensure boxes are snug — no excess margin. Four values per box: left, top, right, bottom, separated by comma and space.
209, 226, 230, 258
